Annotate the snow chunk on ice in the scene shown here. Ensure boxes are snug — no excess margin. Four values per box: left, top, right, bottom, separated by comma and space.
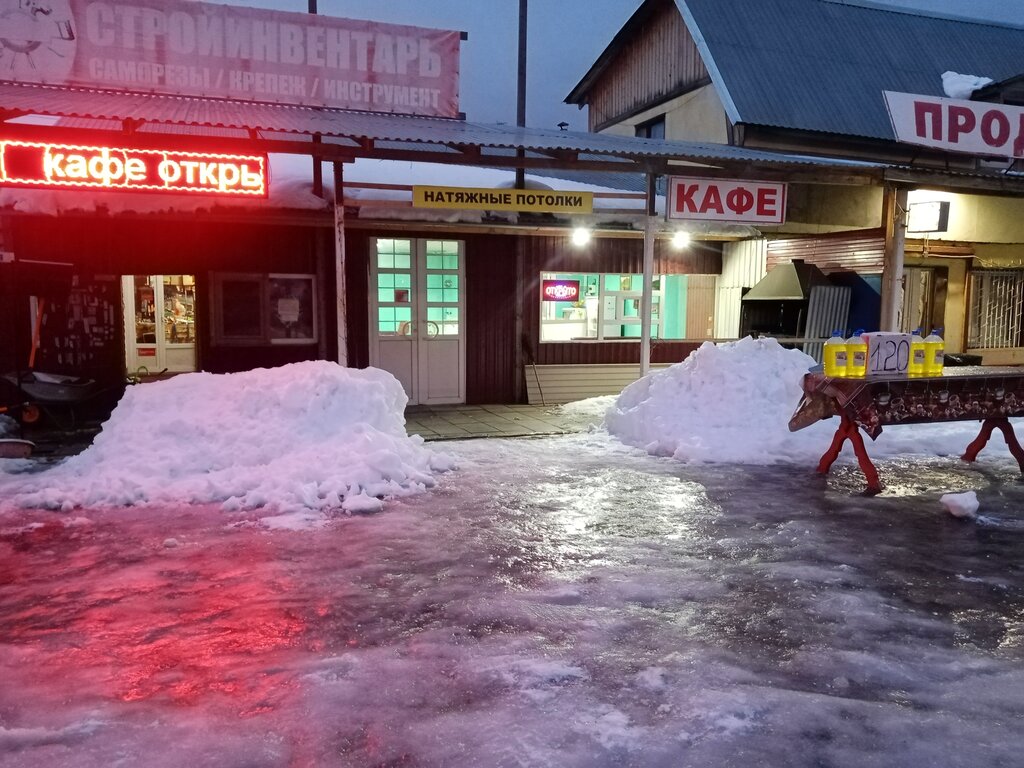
607, 337, 826, 464
940, 490, 979, 519
0, 362, 455, 522
942, 71, 994, 99
561, 395, 616, 421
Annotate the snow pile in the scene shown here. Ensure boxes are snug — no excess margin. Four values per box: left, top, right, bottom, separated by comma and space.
0, 362, 455, 525
606, 337, 829, 464
0, 414, 16, 437
942, 71, 994, 99
940, 490, 979, 519
605, 337, 1024, 467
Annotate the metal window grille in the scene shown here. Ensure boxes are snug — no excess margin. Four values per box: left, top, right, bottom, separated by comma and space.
968, 270, 1024, 349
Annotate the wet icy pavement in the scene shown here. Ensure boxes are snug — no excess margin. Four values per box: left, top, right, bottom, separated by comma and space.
1, 434, 1024, 767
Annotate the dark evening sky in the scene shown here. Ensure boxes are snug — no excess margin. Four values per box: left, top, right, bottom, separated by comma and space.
243, 0, 1023, 130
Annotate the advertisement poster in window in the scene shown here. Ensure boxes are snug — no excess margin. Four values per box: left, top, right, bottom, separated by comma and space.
269, 274, 317, 344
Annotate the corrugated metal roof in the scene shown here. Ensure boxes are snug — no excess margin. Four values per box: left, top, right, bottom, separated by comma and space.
0, 81, 886, 170
676, 0, 1024, 140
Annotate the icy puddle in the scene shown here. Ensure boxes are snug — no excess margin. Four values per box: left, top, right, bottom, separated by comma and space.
1, 433, 1023, 767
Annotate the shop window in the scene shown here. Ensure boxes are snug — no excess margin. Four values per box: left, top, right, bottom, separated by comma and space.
968, 269, 1024, 348
539, 272, 710, 343
213, 273, 317, 345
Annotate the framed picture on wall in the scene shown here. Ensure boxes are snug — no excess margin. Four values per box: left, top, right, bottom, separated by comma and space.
268, 274, 317, 344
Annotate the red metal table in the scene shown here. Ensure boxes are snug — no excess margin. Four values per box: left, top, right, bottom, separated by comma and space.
789, 367, 1024, 494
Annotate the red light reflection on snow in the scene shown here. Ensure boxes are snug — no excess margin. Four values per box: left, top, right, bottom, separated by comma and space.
0, 516, 311, 716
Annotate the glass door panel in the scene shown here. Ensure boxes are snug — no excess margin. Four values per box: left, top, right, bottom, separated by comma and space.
163, 275, 196, 344
134, 276, 157, 345
123, 274, 197, 375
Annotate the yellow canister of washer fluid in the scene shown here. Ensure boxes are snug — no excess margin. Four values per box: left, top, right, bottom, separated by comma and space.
847, 330, 867, 378
823, 330, 848, 377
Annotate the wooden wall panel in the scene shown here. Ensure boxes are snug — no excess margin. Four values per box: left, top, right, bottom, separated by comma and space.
686, 274, 717, 338
588, 0, 709, 130
465, 234, 517, 404
766, 228, 886, 274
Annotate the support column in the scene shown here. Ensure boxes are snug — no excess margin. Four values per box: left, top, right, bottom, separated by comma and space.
880, 184, 909, 332
333, 161, 348, 366
513, 237, 525, 403
639, 174, 658, 377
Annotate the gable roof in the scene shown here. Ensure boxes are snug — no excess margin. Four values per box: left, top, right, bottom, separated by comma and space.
565, 1, 662, 105
676, 0, 1024, 140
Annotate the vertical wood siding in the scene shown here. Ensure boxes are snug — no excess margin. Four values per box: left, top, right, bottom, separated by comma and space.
685, 274, 717, 338
715, 238, 768, 338
465, 235, 517, 404
588, 1, 709, 130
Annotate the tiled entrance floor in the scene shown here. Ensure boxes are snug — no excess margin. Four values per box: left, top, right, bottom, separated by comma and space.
405, 404, 601, 440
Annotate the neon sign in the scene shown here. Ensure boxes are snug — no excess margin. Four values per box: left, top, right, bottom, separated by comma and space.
542, 279, 581, 302
0, 141, 267, 197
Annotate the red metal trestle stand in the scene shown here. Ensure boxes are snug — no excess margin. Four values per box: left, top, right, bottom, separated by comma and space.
815, 412, 882, 494
961, 418, 1024, 472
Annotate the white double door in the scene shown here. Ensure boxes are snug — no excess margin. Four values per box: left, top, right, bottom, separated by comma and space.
369, 237, 466, 405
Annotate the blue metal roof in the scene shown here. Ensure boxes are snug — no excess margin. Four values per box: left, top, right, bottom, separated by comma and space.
676, 0, 1024, 140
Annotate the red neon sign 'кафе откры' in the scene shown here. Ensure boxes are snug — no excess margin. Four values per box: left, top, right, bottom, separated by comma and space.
0, 140, 267, 196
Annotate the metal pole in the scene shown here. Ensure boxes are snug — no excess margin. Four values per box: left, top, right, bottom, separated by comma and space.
880, 184, 909, 332
333, 162, 348, 366
640, 173, 658, 377
514, 0, 527, 190
309, 0, 323, 199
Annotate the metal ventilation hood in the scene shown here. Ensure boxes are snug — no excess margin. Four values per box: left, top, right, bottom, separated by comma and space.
742, 259, 832, 301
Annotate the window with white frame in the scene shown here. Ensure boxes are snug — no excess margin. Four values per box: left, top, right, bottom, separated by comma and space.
968, 269, 1024, 349
539, 271, 710, 342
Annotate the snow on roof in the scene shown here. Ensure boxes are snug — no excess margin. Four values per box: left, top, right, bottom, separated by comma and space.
941, 71, 995, 99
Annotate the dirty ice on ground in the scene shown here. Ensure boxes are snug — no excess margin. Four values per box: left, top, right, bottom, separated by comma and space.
2, 341, 1024, 766
2, 432, 1024, 767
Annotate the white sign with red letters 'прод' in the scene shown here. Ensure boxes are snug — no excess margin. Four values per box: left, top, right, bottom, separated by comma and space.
666, 176, 787, 224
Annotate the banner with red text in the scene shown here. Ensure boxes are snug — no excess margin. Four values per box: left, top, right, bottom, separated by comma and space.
667, 177, 787, 224
0, 0, 461, 117
884, 91, 1024, 159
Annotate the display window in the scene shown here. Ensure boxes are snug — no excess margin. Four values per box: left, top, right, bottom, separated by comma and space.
539, 271, 704, 342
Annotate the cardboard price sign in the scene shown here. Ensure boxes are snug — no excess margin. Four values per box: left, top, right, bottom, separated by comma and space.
865, 332, 911, 377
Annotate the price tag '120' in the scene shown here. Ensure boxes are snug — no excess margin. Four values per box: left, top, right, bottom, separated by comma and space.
865, 332, 911, 377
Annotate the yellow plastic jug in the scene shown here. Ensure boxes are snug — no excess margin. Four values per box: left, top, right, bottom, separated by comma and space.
823, 331, 848, 377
